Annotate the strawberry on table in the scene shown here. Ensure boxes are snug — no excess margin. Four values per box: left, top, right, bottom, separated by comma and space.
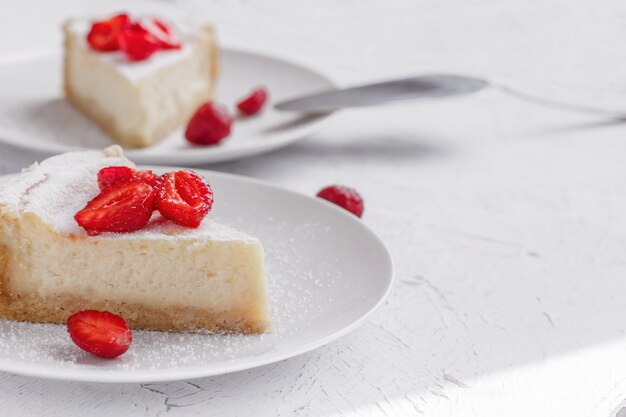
317, 185, 364, 218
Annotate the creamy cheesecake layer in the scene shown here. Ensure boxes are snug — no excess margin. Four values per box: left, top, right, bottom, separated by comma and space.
63, 17, 219, 148
0, 148, 270, 333
0, 213, 269, 332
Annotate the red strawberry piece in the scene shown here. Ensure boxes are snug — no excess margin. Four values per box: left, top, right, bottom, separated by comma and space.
316, 185, 364, 217
67, 310, 132, 359
97, 166, 135, 190
86, 13, 131, 52
97, 166, 160, 190
134, 169, 159, 187
155, 170, 213, 228
117, 23, 160, 61
139, 17, 181, 50
75, 180, 155, 235
185, 103, 233, 146
237, 87, 269, 116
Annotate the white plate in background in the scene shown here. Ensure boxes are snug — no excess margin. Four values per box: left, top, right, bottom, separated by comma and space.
0, 49, 335, 165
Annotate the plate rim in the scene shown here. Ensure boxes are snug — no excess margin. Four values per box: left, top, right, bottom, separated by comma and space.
0, 167, 394, 383
0, 47, 338, 165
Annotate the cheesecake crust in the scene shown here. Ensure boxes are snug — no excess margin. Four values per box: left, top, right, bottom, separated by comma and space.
0, 290, 267, 334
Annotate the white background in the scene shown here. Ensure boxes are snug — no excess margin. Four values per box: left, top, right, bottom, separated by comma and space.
1, 0, 626, 415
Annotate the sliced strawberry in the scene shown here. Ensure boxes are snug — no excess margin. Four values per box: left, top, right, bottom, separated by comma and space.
97, 166, 159, 190
97, 166, 135, 190
117, 23, 160, 61
67, 310, 132, 359
185, 103, 233, 146
140, 17, 181, 50
237, 87, 269, 115
155, 171, 213, 228
134, 169, 159, 187
86, 13, 131, 52
75, 180, 155, 235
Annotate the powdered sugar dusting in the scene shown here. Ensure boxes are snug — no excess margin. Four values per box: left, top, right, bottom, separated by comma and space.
0, 145, 131, 233
107, 216, 258, 243
0, 147, 258, 243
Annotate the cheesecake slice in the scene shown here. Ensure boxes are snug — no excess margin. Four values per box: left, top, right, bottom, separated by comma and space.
63, 16, 219, 148
0, 147, 270, 333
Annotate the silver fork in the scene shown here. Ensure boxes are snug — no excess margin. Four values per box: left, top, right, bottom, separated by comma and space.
275, 74, 626, 119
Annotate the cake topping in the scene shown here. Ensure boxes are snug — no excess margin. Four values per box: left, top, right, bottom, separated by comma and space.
86, 13, 130, 52
98, 166, 158, 190
185, 103, 233, 146
76, 167, 213, 234
117, 23, 160, 62
67, 310, 132, 359
155, 170, 214, 228
317, 185, 364, 218
0, 148, 250, 240
139, 17, 182, 50
97, 166, 135, 189
134, 169, 159, 187
237, 86, 269, 116
75, 180, 156, 235
86, 13, 182, 62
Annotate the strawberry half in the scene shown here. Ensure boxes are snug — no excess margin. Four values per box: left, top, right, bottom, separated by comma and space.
67, 310, 132, 359
86, 13, 131, 52
97, 166, 135, 190
237, 87, 269, 116
117, 23, 160, 61
155, 170, 213, 228
134, 169, 159, 187
185, 102, 233, 146
75, 180, 155, 235
97, 166, 159, 190
140, 17, 181, 50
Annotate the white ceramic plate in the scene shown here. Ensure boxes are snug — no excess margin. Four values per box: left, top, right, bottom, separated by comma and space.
0, 168, 393, 383
0, 49, 335, 165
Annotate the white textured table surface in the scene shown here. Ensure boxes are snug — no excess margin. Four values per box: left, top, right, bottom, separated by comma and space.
2, 0, 626, 416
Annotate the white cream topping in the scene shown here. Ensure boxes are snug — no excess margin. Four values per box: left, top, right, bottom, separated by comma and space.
0, 147, 257, 243
66, 16, 201, 83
